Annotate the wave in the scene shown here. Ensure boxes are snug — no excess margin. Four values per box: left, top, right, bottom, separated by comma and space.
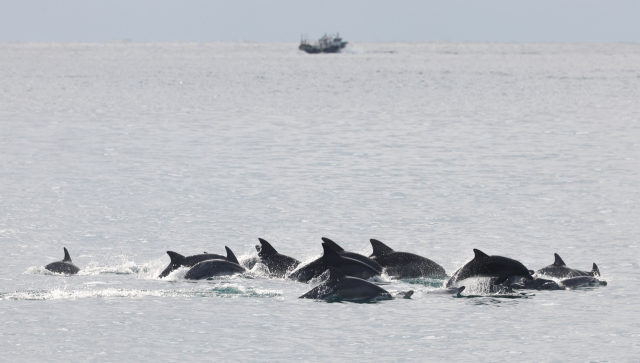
0, 283, 283, 301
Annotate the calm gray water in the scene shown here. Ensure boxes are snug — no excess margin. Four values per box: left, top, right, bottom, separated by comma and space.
1, 42, 639, 362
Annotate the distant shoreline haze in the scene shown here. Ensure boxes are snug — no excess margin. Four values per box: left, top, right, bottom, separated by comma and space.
1, 0, 639, 43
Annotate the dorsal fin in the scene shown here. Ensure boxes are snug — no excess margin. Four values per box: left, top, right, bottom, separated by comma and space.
203, 251, 208, 254
63, 247, 72, 262
553, 253, 566, 266
321, 242, 342, 262
473, 249, 489, 259
258, 238, 278, 256
166, 251, 186, 266
321, 237, 344, 252
369, 239, 393, 257
327, 266, 346, 280
225, 246, 240, 265
592, 262, 600, 276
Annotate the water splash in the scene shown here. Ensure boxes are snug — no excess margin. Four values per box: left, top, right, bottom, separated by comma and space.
0, 283, 283, 301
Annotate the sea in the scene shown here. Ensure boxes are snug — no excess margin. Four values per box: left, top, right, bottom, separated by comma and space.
1, 41, 639, 362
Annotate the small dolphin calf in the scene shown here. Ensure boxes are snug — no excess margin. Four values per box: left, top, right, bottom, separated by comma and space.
369, 239, 446, 278
184, 247, 247, 280
299, 267, 393, 301
321, 237, 383, 273
446, 249, 533, 287
256, 238, 301, 277
288, 243, 381, 283
159, 250, 227, 278
560, 276, 607, 289
44, 247, 80, 275
535, 253, 600, 279
499, 276, 563, 291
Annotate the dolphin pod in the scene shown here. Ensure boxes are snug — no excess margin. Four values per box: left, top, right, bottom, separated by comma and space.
40, 242, 606, 300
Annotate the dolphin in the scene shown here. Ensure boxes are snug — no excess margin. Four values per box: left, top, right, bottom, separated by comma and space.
184, 247, 247, 280
44, 247, 80, 275
498, 276, 563, 290
158, 250, 227, 278
288, 243, 381, 283
535, 253, 600, 279
560, 276, 607, 289
256, 238, 301, 277
427, 286, 466, 295
321, 237, 383, 273
299, 267, 393, 300
369, 239, 447, 278
446, 249, 533, 287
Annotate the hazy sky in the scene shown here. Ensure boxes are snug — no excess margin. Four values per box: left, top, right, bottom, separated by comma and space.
1, 0, 639, 43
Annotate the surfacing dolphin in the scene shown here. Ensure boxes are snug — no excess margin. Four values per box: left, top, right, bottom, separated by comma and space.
184, 247, 246, 280
299, 267, 393, 301
535, 253, 600, 279
446, 249, 533, 287
369, 239, 446, 278
320, 237, 383, 273
288, 243, 381, 283
559, 276, 607, 289
159, 250, 227, 278
256, 238, 301, 277
45, 247, 80, 275
498, 276, 563, 291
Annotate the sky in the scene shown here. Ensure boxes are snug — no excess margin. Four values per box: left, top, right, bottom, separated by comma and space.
1, 0, 639, 43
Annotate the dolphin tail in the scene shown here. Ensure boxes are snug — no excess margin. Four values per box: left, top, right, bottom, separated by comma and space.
258, 238, 278, 256
369, 239, 393, 257
225, 246, 240, 265
321, 237, 345, 252
166, 251, 186, 267
554, 253, 567, 266
591, 263, 600, 277
63, 247, 72, 262
398, 290, 414, 299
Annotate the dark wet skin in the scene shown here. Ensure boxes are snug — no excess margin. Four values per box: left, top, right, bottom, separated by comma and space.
446, 249, 533, 287
45, 247, 80, 275
256, 238, 301, 278
368, 239, 446, 278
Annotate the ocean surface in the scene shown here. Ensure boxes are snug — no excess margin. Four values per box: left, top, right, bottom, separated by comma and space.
1, 42, 639, 362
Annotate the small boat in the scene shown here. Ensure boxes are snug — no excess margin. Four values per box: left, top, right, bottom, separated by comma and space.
299, 33, 347, 54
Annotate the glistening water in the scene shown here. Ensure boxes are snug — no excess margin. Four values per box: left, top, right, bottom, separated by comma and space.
1, 42, 639, 362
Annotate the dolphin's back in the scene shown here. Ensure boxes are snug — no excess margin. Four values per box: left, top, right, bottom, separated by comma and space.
535, 254, 595, 279
44, 247, 80, 275
184, 260, 246, 280
447, 249, 531, 287
45, 261, 80, 275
